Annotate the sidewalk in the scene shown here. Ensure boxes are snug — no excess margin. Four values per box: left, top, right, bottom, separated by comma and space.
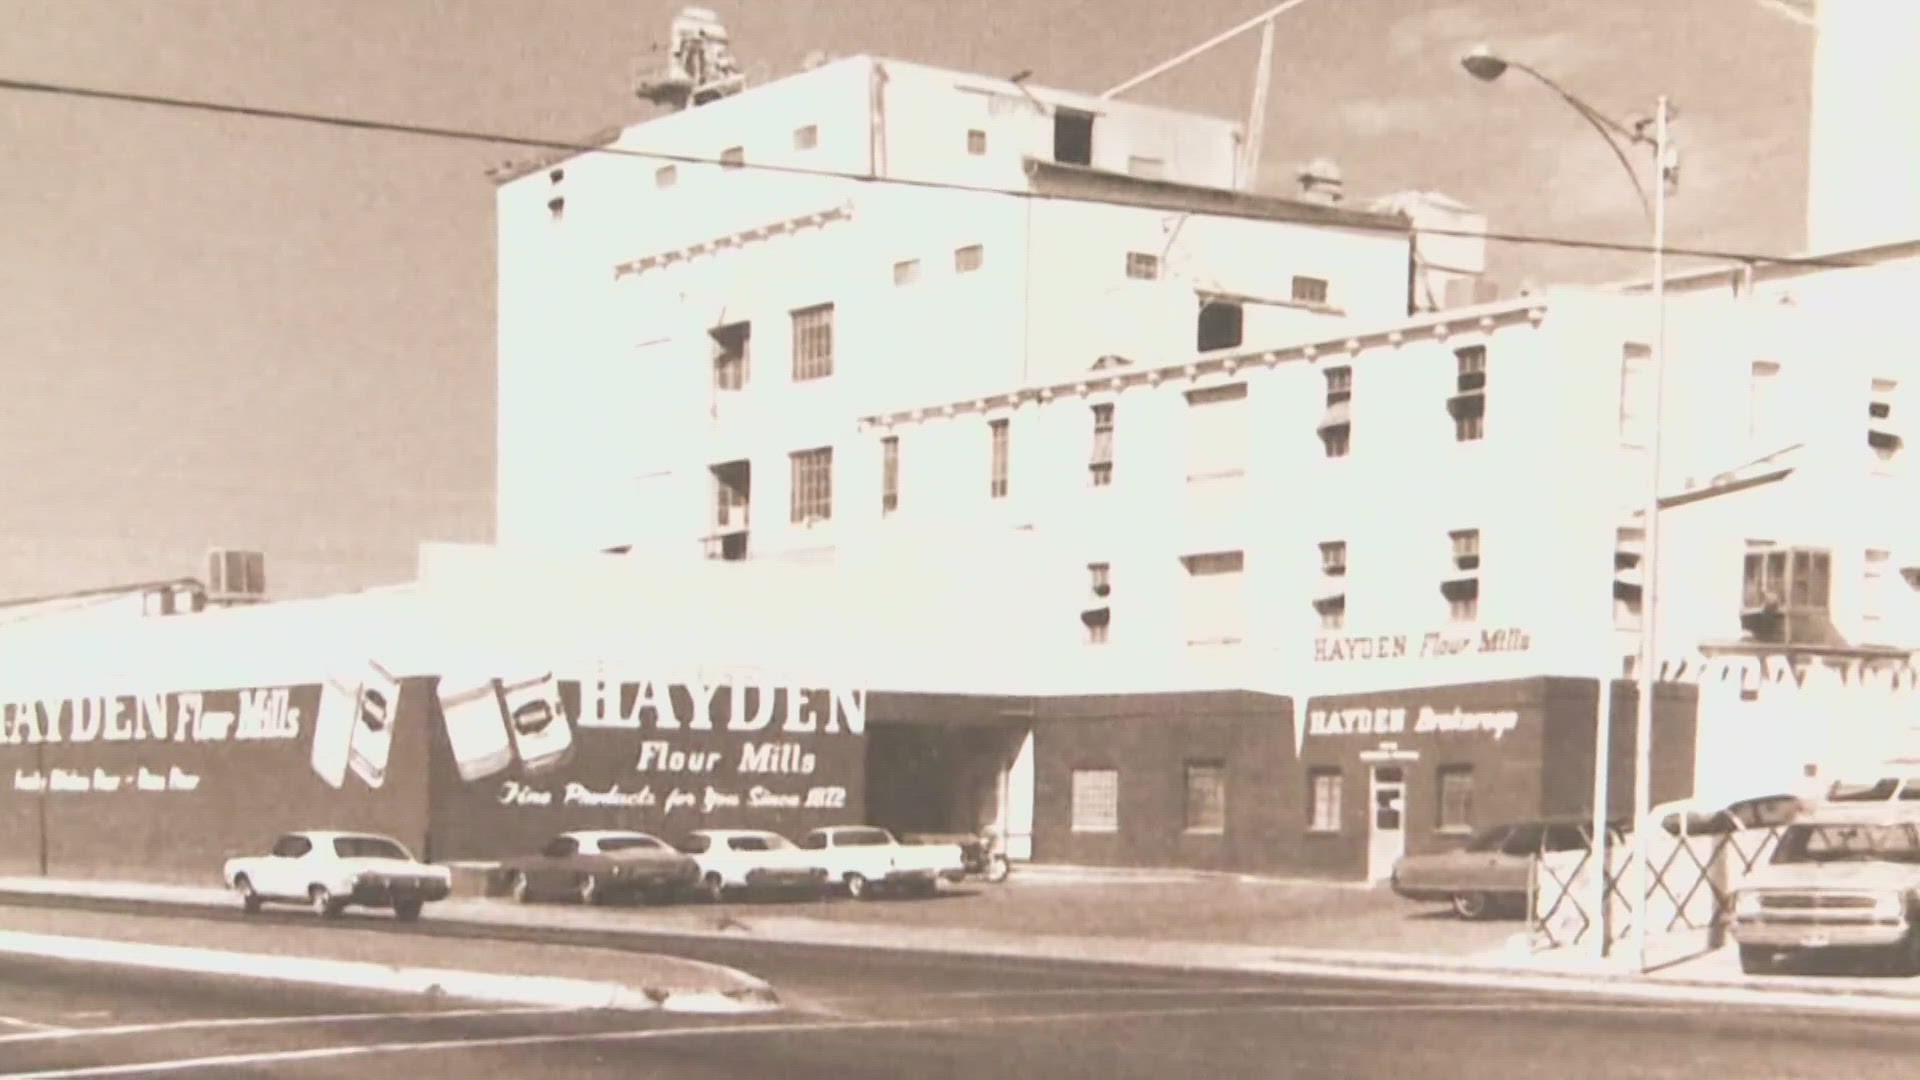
10, 874, 1920, 1015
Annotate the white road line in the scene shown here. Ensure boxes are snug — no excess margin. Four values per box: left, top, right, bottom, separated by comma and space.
0, 1017, 71, 1034
0, 998, 1729, 1077
0, 1005, 569, 1046
795, 984, 1534, 1003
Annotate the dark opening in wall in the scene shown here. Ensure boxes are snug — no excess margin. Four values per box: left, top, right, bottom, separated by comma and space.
1197, 301, 1244, 352
1053, 108, 1095, 166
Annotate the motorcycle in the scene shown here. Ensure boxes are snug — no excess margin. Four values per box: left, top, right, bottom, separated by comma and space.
904, 830, 1012, 883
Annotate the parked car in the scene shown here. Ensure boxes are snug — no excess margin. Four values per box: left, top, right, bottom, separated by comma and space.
1643, 791, 1811, 838
797, 825, 968, 899
676, 829, 831, 901
223, 830, 451, 921
1730, 803, 1920, 974
1390, 818, 1627, 920
499, 830, 699, 905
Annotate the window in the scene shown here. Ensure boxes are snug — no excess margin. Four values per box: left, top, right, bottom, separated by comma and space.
676, 835, 711, 854
1315, 594, 1346, 631
1182, 550, 1246, 646
1450, 345, 1487, 442
1444, 528, 1480, 624
1185, 383, 1249, 481
955, 244, 985, 273
710, 322, 750, 391
1742, 545, 1832, 641
1084, 562, 1111, 644
1127, 155, 1164, 179
655, 164, 678, 188
1614, 527, 1644, 629
790, 303, 834, 380
1197, 301, 1244, 351
1438, 767, 1474, 833
1053, 108, 1095, 166
1320, 541, 1347, 577
893, 259, 920, 286
546, 196, 565, 220
1184, 761, 1227, 834
1620, 343, 1652, 446
966, 129, 987, 155
988, 419, 1010, 499
1870, 377, 1903, 460
880, 436, 900, 515
270, 835, 312, 858
1308, 769, 1342, 833
1319, 367, 1351, 457
1089, 403, 1115, 486
720, 146, 745, 170
1291, 276, 1329, 305
711, 460, 750, 533
1125, 252, 1160, 280
540, 836, 577, 858
1071, 768, 1119, 833
1865, 549, 1890, 622
1749, 360, 1781, 439
793, 124, 819, 150
789, 447, 833, 524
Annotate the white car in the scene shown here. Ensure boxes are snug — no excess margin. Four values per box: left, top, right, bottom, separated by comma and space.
222, 831, 451, 921
676, 829, 831, 901
797, 825, 968, 900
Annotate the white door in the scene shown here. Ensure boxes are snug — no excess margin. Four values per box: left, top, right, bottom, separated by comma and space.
1368, 766, 1408, 883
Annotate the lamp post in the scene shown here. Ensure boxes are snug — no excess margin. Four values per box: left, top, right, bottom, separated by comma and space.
1462, 46, 1676, 972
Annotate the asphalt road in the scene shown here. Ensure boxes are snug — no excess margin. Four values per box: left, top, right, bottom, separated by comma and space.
7, 935, 1920, 1077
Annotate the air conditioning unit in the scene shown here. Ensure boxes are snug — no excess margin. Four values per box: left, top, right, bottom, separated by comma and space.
207, 549, 267, 605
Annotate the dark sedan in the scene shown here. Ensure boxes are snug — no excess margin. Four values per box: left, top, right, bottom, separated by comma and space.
499, 830, 700, 905
1390, 818, 1626, 920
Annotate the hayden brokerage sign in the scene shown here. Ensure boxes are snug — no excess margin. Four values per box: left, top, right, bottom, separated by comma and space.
435, 669, 864, 817
2, 686, 313, 796
1304, 705, 1522, 742
1312, 627, 1533, 663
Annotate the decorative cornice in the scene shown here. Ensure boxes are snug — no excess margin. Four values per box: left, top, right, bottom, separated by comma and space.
613, 202, 856, 280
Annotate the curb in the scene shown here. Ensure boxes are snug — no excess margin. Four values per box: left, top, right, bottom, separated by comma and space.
0, 928, 781, 1015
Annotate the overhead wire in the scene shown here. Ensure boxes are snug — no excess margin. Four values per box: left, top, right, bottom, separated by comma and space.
0, 73, 1878, 272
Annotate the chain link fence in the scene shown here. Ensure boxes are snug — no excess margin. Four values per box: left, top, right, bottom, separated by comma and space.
1531, 825, 1785, 957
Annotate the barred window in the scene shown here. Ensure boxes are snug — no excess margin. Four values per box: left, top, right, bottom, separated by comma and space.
880, 436, 899, 515
1308, 768, 1342, 832
1071, 768, 1119, 833
710, 322, 749, 392
791, 303, 834, 381
1089, 403, 1114, 486
1184, 761, 1226, 833
1291, 275, 1329, 305
1126, 252, 1160, 280
989, 419, 1009, 499
789, 447, 833, 524
1438, 766, 1474, 833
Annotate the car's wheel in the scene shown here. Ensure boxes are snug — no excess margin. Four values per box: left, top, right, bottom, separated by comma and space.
702, 873, 727, 903
509, 871, 533, 904
1450, 891, 1491, 920
309, 885, 344, 919
844, 873, 871, 900
1739, 945, 1776, 974
234, 875, 263, 914
984, 855, 1011, 884
577, 874, 601, 906
393, 898, 423, 923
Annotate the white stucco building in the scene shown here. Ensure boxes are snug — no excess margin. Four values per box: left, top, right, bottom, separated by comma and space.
490, 55, 1490, 561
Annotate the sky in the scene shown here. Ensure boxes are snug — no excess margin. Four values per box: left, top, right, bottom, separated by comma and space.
0, 0, 1818, 600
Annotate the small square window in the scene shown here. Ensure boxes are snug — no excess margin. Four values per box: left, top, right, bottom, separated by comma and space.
720, 146, 745, 170
1320, 541, 1347, 576
1292, 276, 1329, 305
655, 164, 679, 188
967, 129, 988, 155
793, 125, 819, 151
1450, 529, 1480, 568
1126, 252, 1160, 280
956, 245, 985, 273
1324, 367, 1352, 406
893, 259, 920, 286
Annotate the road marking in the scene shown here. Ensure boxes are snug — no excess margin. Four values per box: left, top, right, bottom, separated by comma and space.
0, 1005, 568, 1046
0, 1016, 71, 1034
0, 998, 1723, 1077
795, 983, 1528, 1003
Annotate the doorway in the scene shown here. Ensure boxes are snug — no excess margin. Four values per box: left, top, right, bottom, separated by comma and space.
1368, 766, 1407, 882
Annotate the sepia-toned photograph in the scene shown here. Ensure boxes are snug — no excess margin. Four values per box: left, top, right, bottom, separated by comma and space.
1, 0, 1914, 1074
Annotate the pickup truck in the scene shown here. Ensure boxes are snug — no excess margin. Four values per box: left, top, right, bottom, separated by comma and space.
1729, 804, 1920, 974
223, 830, 452, 921
796, 825, 967, 899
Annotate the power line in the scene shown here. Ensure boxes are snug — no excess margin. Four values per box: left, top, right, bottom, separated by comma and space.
0, 73, 1872, 271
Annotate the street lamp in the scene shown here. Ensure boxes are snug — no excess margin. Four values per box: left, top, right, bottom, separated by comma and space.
1461, 45, 1676, 973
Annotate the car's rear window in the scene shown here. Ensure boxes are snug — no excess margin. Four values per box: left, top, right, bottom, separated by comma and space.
729, 835, 789, 852
834, 829, 892, 847
599, 836, 664, 852
334, 837, 409, 860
